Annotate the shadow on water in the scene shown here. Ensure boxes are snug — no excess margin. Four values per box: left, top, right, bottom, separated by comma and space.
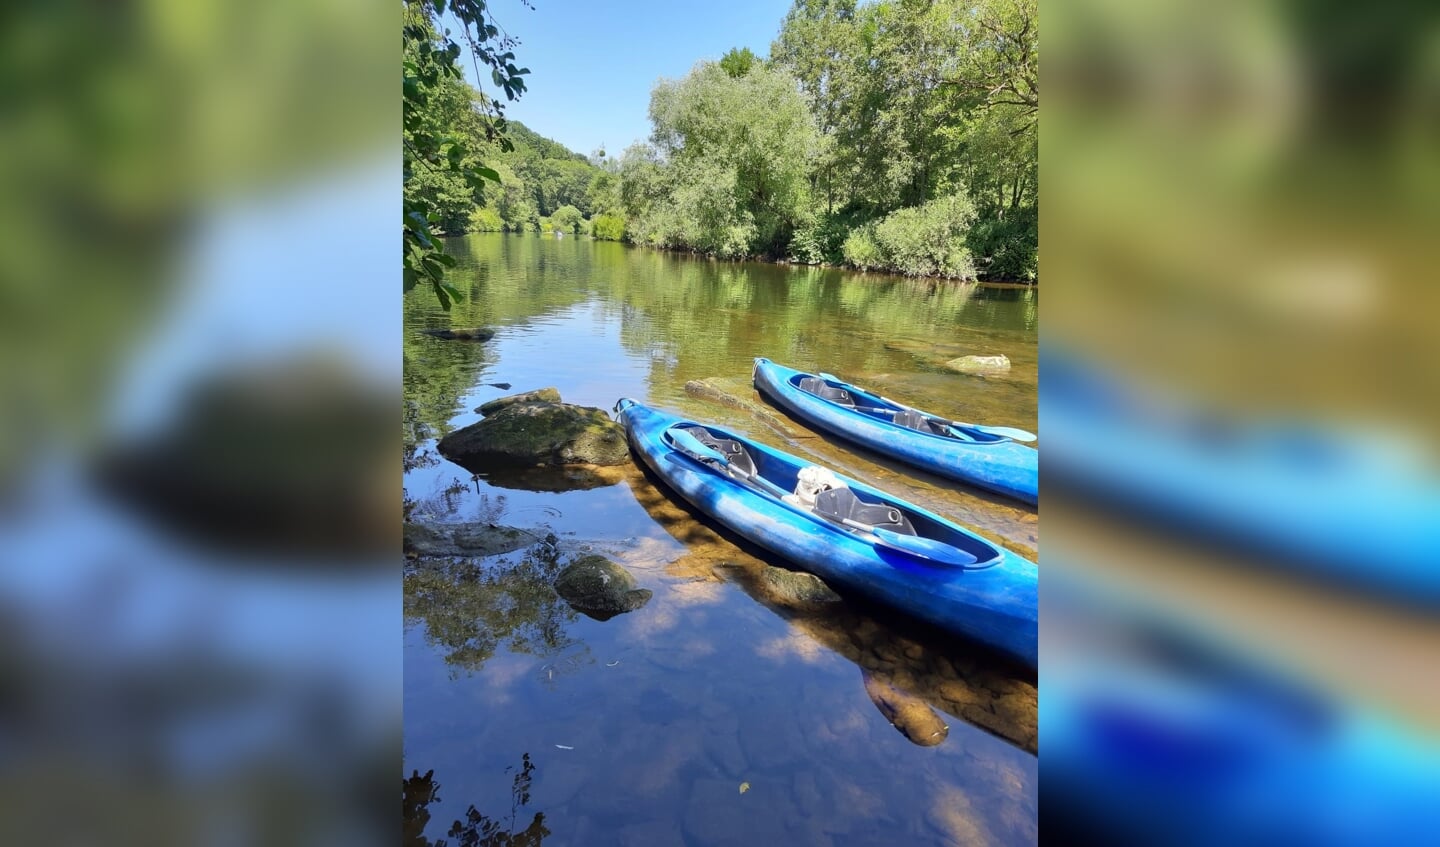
405, 759, 549, 847
622, 460, 1039, 754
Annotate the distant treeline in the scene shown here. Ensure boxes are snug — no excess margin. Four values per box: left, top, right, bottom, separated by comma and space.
413, 0, 1037, 282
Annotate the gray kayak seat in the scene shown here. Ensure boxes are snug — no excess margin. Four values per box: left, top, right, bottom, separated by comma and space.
676, 425, 757, 477
798, 377, 857, 408
891, 408, 939, 434
813, 487, 917, 536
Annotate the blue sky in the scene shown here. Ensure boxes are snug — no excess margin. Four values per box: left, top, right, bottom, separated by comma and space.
453, 0, 794, 157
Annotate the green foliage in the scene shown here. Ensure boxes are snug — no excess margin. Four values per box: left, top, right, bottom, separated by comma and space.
468, 206, 505, 232
841, 196, 978, 279
403, 1, 530, 308
870, 195, 978, 279
967, 204, 1038, 282
623, 61, 817, 258
841, 225, 884, 271
591, 213, 626, 241
790, 209, 867, 265
719, 46, 759, 78
550, 204, 585, 233
769, 0, 1038, 279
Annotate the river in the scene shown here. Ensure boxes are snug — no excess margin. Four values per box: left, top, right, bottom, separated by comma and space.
403, 233, 1038, 846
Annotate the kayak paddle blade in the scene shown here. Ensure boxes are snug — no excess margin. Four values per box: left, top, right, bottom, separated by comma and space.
963, 424, 1038, 442
669, 428, 727, 466
870, 527, 979, 567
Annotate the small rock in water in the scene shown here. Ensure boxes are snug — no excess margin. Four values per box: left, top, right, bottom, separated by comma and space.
554, 554, 653, 620
862, 671, 950, 746
757, 565, 843, 609
421, 327, 495, 341
944, 354, 1011, 375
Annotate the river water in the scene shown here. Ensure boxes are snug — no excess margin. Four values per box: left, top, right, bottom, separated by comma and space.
403, 233, 1038, 846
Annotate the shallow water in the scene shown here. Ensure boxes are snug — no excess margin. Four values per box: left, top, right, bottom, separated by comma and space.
403, 233, 1038, 846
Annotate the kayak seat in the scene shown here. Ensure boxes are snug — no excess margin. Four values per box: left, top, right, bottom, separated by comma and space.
813, 487, 917, 536
798, 377, 857, 408
676, 425, 757, 477
892, 408, 938, 434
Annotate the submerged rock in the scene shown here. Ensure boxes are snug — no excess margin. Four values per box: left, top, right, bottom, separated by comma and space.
403, 521, 542, 558
944, 354, 1011, 375
438, 402, 629, 469
862, 671, 950, 746
684, 377, 797, 434
757, 565, 843, 609
554, 554, 653, 620
475, 387, 561, 416
420, 327, 495, 341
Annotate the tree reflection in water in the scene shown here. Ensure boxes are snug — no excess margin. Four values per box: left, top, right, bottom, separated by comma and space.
404, 536, 579, 674
404, 755, 549, 847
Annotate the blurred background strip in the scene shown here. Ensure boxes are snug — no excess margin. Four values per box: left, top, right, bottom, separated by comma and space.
0, 1, 397, 845
1044, 0, 1440, 842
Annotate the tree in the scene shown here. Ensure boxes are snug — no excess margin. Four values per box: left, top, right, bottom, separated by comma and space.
549, 204, 584, 234
771, 0, 1037, 278
403, 0, 530, 309
719, 47, 760, 78
626, 61, 818, 257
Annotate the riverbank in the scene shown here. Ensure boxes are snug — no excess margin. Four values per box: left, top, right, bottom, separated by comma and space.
453, 230, 1039, 286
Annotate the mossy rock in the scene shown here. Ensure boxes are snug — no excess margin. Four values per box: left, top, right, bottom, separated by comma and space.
438, 402, 629, 469
553, 554, 652, 620
476, 387, 561, 416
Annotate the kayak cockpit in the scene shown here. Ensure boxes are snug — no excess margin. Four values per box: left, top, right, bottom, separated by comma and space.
664, 422, 1001, 568
788, 373, 1008, 444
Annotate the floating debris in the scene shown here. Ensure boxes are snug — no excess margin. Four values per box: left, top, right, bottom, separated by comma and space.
606, 660, 620, 667
739, 782, 750, 794
554, 744, 574, 750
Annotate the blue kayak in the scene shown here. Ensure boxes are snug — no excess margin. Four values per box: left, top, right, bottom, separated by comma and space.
752, 358, 1038, 504
615, 398, 1037, 667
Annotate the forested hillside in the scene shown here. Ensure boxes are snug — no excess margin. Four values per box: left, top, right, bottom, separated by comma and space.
404, 0, 1037, 282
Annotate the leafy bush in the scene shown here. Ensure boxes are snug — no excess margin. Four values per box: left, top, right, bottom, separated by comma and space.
591, 213, 626, 241
792, 210, 867, 265
870, 195, 977, 279
550, 204, 585, 234
966, 205, 1037, 281
841, 225, 884, 270
468, 207, 505, 232
840, 195, 978, 279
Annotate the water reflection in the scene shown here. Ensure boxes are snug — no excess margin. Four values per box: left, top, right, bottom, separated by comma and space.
403, 538, 579, 675
404, 759, 549, 847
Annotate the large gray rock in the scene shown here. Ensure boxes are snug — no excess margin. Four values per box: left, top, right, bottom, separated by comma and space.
438, 402, 629, 469
553, 555, 652, 620
475, 387, 561, 416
